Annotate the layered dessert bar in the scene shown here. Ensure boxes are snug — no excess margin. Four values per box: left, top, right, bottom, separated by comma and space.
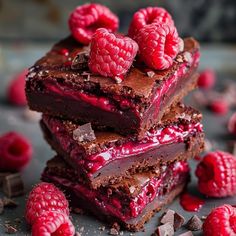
26, 37, 200, 136
40, 104, 204, 188
42, 156, 190, 231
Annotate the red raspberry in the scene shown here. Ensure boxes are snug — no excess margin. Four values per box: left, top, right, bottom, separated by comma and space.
135, 23, 179, 70
69, 3, 119, 45
88, 28, 138, 80
0, 132, 32, 171
228, 112, 236, 135
32, 211, 75, 236
209, 99, 229, 115
128, 7, 174, 39
25, 182, 69, 225
198, 68, 216, 89
196, 151, 236, 197
203, 204, 236, 236
7, 69, 28, 106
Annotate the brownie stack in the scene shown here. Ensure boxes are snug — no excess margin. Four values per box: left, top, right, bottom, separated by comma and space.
26, 36, 204, 231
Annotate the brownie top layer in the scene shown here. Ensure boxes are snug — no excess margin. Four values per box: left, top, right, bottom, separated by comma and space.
28, 36, 199, 102
45, 155, 188, 197
42, 103, 202, 156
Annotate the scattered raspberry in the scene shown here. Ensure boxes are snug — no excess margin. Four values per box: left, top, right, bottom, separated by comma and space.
209, 99, 229, 115
7, 69, 28, 106
0, 132, 32, 171
228, 112, 236, 136
203, 204, 236, 236
88, 28, 138, 79
196, 151, 236, 197
135, 23, 179, 70
198, 68, 216, 89
32, 211, 75, 236
128, 7, 174, 39
69, 3, 119, 45
25, 182, 69, 225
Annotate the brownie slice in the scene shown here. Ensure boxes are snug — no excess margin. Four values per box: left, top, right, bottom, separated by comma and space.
42, 156, 190, 231
26, 36, 200, 136
40, 104, 204, 188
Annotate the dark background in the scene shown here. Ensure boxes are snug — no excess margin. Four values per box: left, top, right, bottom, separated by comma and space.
0, 0, 236, 43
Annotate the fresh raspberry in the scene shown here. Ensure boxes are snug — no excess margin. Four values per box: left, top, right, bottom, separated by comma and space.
7, 69, 28, 106
196, 151, 236, 197
203, 205, 236, 236
228, 112, 236, 136
0, 132, 32, 171
128, 7, 174, 39
25, 182, 69, 225
69, 3, 119, 45
32, 211, 75, 236
88, 28, 138, 80
209, 99, 229, 115
135, 23, 179, 70
198, 68, 216, 89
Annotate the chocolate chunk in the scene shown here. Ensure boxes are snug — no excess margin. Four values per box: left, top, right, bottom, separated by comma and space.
2, 173, 24, 197
160, 209, 175, 225
186, 215, 203, 231
4, 224, 17, 234
71, 52, 89, 70
178, 231, 193, 236
0, 198, 4, 214
156, 223, 174, 236
3, 198, 18, 208
0, 172, 12, 186
174, 212, 185, 231
73, 123, 96, 142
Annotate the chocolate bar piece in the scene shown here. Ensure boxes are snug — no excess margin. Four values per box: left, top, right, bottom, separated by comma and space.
42, 156, 190, 231
40, 104, 204, 188
26, 37, 200, 136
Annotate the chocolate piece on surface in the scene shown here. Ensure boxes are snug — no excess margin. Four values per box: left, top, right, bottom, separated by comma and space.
173, 212, 185, 231
73, 123, 96, 142
156, 223, 174, 236
160, 209, 175, 225
186, 215, 202, 231
2, 173, 24, 197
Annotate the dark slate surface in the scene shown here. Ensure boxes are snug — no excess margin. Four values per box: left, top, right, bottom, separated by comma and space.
0, 44, 236, 235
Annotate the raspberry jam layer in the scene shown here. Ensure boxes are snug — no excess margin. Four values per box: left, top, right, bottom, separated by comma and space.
43, 160, 189, 221
44, 51, 199, 117
43, 115, 202, 175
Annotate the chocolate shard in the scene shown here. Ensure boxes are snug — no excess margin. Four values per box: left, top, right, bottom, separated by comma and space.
73, 123, 96, 142
71, 52, 89, 70
2, 173, 24, 198
160, 209, 175, 226
174, 212, 185, 231
156, 223, 174, 236
186, 215, 203, 231
178, 231, 193, 236
0, 198, 4, 214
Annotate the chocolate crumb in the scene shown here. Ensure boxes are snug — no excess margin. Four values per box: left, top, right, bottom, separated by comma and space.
71, 52, 89, 70
114, 76, 122, 84
147, 71, 155, 78
156, 223, 174, 236
111, 222, 120, 232
73, 123, 96, 142
0, 198, 4, 214
178, 231, 193, 236
160, 209, 175, 226
173, 212, 185, 231
186, 215, 203, 231
81, 71, 91, 81
4, 224, 17, 234
3, 198, 18, 208
2, 173, 24, 197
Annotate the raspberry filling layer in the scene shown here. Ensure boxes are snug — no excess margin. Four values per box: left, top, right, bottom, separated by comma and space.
43, 115, 202, 176
43, 50, 199, 117
43, 161, 189, 221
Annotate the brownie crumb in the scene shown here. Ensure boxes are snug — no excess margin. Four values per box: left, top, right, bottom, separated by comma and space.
178, 231, 193, 236
4, 224, 17, 234
186, 215, 203, 231
156, 223, 174, 236
114, 76, 122, 84
71, 52, 89, 70
160, 209, 175, 226
73, 123, 96, 142
173, 212, 185, 231
2, 173, 24, 197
